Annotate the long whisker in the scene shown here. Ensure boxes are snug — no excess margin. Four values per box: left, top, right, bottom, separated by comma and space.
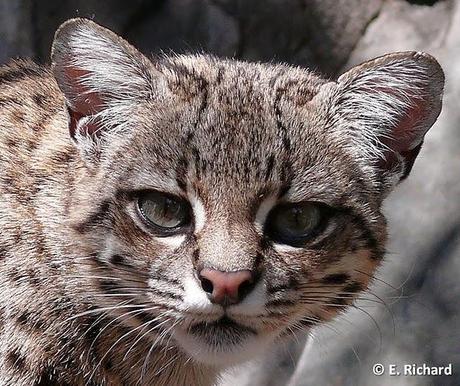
139, 319, 182, 384
293, 317, 362, 366
87, 307, 152, 354
123, 312, 173, 360
62, 302, 140, 323
89, 312, 170, 382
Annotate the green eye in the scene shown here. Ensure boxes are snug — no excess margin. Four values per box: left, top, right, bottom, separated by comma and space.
137, 191, 191, 233
266, 202, 324, 246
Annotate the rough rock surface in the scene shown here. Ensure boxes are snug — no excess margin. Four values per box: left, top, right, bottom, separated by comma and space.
0, 0, 34, 63
0, 1, 458, 385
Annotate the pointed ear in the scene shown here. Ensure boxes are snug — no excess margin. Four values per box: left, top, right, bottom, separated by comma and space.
51, 18, 163, 146
330, 52, 444, 192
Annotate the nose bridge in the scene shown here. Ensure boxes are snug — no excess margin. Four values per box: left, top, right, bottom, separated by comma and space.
197, 211, 259, 272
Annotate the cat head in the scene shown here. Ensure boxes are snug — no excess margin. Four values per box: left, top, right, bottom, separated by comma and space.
51, 19, 444, 366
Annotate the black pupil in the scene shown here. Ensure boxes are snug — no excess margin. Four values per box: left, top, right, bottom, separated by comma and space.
140, 192, 187, 229
282, 206, 315, 235
162, 198, 180, 220
266, 202, 322, 246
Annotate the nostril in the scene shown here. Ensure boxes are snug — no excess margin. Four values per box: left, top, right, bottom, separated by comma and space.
200, 276, 214, 294
238, 277, 255, 300
198, 268, 257, 305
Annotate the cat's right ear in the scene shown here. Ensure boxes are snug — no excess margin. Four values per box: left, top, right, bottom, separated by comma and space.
51, 18, 165, 147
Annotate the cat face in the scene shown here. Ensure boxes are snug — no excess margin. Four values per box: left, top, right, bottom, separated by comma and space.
52, 19, 443, 365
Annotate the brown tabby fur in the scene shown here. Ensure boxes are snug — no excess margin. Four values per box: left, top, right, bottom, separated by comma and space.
0, 19, 443, 385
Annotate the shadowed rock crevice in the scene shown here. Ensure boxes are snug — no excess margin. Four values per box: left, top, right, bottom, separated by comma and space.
0, 0, 383, 77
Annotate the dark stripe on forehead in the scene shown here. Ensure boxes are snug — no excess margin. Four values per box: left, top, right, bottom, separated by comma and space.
175, 156, 189, 192
269, 68, 287, 88
273, 81, 295, 194
274, 87, 291, 152
196, 78, 208, 122
216, 66, 225, 84
279, 160, 294, 194
264, 154, 276, 182
192, 147, 204, 179
175, 73, 209, 189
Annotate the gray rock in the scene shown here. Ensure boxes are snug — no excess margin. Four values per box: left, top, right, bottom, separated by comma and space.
125, 0, 239, 58
33, 0, 146, 62
215, 0, 383, 76
0, 0, 34, 63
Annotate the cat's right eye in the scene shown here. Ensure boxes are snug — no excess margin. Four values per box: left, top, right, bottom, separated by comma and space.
137, 191, 192, 235
265, 202, 327, 247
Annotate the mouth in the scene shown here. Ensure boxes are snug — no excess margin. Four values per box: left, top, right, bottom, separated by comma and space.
188, 316, 257, 345
173, 315, 273, 366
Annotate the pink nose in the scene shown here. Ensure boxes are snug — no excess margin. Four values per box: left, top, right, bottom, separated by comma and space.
198, 268, 255, 306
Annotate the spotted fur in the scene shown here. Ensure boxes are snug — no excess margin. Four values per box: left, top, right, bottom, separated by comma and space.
0, 19, 444, 386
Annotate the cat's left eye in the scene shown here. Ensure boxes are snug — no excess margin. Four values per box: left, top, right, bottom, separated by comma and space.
265, 202, 325, 247
137, 191, 191, 234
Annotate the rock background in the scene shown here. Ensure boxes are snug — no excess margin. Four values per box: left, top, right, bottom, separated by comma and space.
1, 0, 458, 385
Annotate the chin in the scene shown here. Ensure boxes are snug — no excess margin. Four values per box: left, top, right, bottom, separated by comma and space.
172, 317, 278, 367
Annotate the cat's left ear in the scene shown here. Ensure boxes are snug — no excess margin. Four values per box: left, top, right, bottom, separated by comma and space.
329, 52, 444, 192
51, 18, 166, 147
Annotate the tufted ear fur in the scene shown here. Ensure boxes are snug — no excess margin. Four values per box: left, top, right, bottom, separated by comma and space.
51, 18, 166, 161
327, 52, 444, 193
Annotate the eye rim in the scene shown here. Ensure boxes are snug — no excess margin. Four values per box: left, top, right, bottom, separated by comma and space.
264, 201, 332, 247
135, 190, 193, 236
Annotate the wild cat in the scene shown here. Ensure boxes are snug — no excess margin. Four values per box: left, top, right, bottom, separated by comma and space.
0, 18, 443, 386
